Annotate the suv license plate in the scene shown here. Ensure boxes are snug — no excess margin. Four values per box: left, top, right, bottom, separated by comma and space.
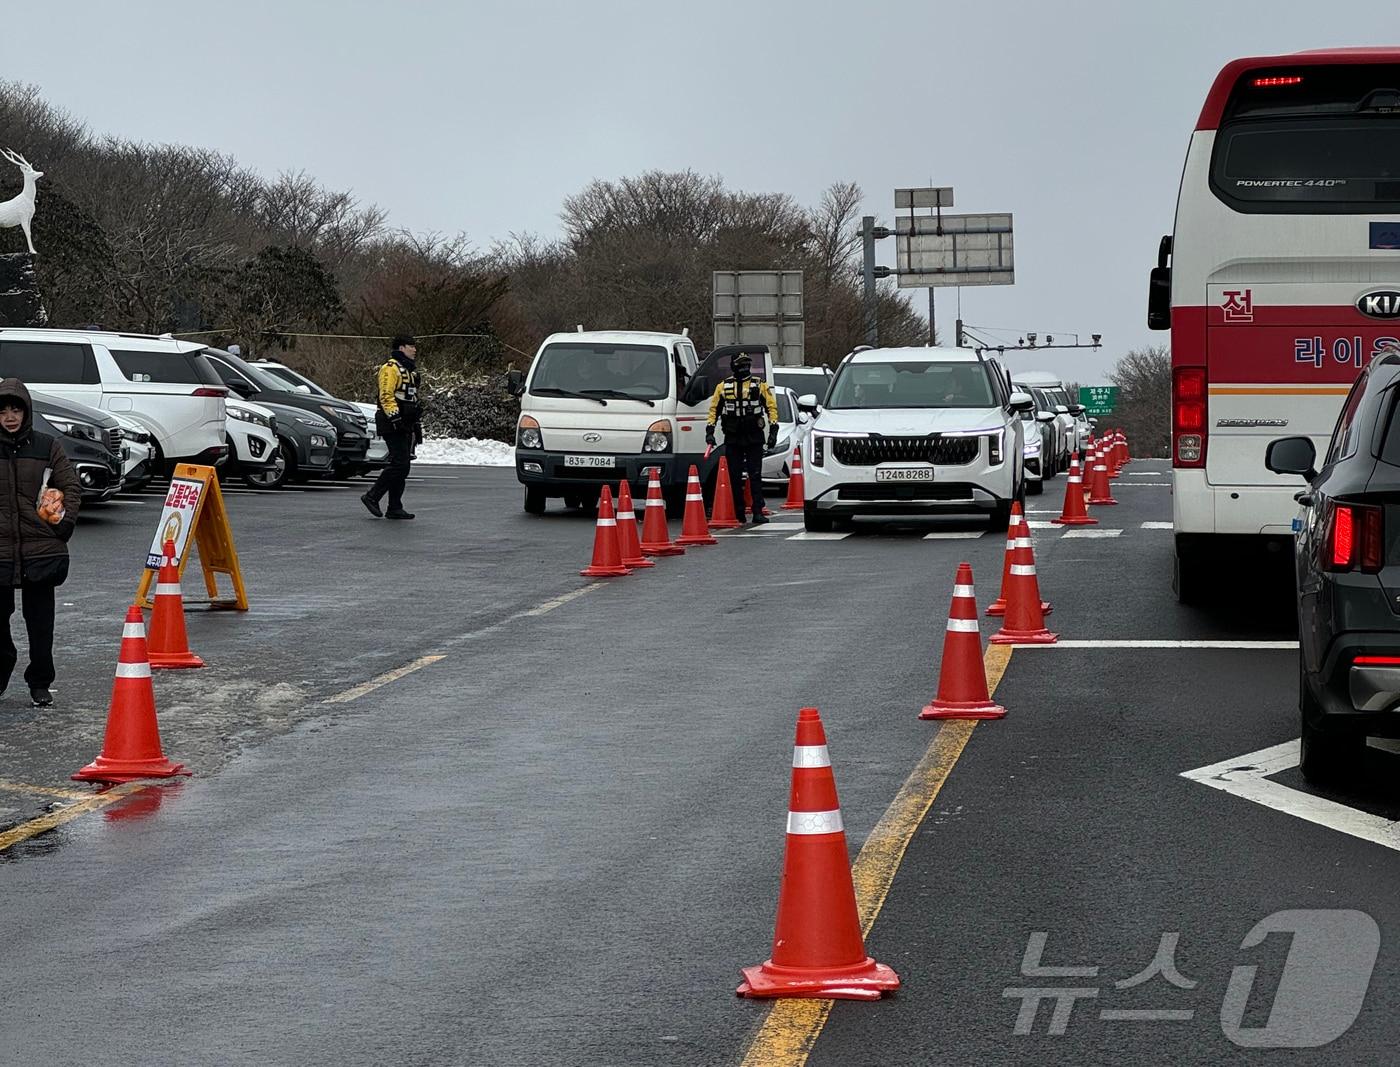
565, 455, 615, 468
876, 467, 934, 482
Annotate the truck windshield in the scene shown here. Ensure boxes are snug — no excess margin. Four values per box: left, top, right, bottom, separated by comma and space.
530, 343, 669, 401
826, 361, 995, 409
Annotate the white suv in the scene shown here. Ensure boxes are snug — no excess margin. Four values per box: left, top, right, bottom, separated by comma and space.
0, 328, 227, 471
801, 346, 1033, 531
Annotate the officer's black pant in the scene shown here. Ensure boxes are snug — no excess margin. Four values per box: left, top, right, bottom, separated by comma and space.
369, 430, 414, 511
0, 582, 56, 691
727, 440, 767, 520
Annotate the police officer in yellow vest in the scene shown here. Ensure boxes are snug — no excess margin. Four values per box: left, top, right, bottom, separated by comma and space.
705, 352, 779, 524
361, 334, 423, 520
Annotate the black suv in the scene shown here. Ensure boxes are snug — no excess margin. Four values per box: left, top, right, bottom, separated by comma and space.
201, 348, 371, 476
1268, 350, 1400, 782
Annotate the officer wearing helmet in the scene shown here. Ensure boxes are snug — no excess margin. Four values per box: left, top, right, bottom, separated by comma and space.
705, 352, 779, 524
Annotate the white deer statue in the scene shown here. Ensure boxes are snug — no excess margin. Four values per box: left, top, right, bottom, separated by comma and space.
0, 149, 43, 255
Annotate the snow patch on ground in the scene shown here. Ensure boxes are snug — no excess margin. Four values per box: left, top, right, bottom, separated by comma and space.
415, 437, 515, 466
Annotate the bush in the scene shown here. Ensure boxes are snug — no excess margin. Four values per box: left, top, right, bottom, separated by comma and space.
421, 378, 518, 443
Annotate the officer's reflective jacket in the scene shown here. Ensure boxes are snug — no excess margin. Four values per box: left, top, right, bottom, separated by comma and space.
707, 376, 778, 445
376, 355, 422, 430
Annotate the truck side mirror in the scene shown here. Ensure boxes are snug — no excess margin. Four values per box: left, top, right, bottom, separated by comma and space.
506, 368, 525, 397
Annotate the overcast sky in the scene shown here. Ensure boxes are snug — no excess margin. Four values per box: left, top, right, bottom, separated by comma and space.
3, 1, 1395, 381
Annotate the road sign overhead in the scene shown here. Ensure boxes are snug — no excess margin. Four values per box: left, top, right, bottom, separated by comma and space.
895, 187, 954, 209
894, 213, 1014, 288
713, 270, 804, 366
1079, 385, 1119, 415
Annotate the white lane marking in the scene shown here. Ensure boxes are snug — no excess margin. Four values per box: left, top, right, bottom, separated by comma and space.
1026, 520, 1055, 530
787, 531, 851, 540
1062, 528, 1123, 538
1025, 509, 1060, 515
736, 526, 795, 535
923, 531, 985, 540
1017, 639, 1298, 649
1115, 482, 1172, 487
1181, 740, 1400, 853
1141, 521, 1174, 530
326, 654, 446, 704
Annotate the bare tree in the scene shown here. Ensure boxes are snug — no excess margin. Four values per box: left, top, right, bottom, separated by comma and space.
1110, 344, 1171, 457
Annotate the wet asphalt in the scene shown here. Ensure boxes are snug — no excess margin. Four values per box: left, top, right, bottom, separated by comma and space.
1, 464, 1398, 1065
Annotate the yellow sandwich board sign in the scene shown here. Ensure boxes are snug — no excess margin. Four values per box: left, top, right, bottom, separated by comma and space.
136, 464, 248, 610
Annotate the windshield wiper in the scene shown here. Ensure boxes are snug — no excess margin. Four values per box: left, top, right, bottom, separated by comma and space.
580, 389, 656, 407
532, 387, 607, 406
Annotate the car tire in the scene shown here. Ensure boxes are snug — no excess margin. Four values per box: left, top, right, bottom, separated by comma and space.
1172, 540, 1208, 605
803, 503, 834, 532
243, 440, 292, 490
989, 502, 1012, 531
1299, 658, 1364, 784
563, 494, 584, 509
524, 486, 547, 515
1027, 478, 1043, 496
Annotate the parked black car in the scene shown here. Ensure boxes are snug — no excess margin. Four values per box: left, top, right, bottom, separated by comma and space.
30, 390, 124, 501
200, 348, 371, 476
1267, 349, 1400, 782
239, 399, 336, 489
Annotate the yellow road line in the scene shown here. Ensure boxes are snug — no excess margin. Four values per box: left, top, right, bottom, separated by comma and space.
738, 644, 1013, 1067
0, 779, 91, 800
324, 654, 446, 704
0, 783, 144, 854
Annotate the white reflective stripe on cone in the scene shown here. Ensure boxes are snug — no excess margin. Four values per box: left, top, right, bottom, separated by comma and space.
686, 494, 704, 502
1069, 476, 1082, 484
952, 584, 976, 598
1010, 564, 1037, 576
647, 498, 664, 506
1014, 538, 1032, 548
155, 584, 182, 596
598, 518, 617, 527
115, 661, 152, 679
792, 744, 832, 768
122, 623, 145, 639
618, 511, 635, 521
786, 809, 844, 835
947, 618, 980, 632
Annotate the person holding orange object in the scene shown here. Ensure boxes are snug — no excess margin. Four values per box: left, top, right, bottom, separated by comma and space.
0, 379, 80, 706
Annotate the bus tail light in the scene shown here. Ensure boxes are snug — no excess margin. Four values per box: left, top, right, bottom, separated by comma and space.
1323, 501, 1383, 573
1172, 366, 1207, 468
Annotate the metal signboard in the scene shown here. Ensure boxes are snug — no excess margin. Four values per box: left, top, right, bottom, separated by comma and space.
1079, 385, 1119, 416
712, 270, 804, 366
894, 213, 1014, 288
895, 187, 954, 210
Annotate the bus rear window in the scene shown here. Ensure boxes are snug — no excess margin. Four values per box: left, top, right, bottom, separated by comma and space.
1212, 64, 1400, 211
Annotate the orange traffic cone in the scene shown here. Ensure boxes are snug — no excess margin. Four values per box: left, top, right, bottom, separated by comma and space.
710, 457, 743, 530
1119, 432, 1131, 466
990, 526, 1058, 645
147, 540, 205, 669
987, 503, 1052, 616
1087, 445, 1118, 506
73, 606, 190, 783
676, 465, 717, 546
1051, 452, 1097, 526
639, 467, 685, 556
921, 563, 1006, 720
1108, 430, 1124, 480
782, 445, 805, 510
615, 481, 654, 569
580, 485, 632, 577
738, 707, 901, 1000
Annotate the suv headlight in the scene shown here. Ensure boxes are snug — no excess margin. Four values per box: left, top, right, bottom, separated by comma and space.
231, 408, 272, 429
295, 413, 335, 431
987, 430, 1004, 465
642, 419, 673, 453
517, 415, 543, 449
810, 434, 826, 468
1022, 434, 1041, 458
48, 418, 102, 442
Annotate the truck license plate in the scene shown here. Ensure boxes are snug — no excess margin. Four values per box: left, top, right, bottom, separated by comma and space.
876, 467, 934, 482
564, 455, 615, 468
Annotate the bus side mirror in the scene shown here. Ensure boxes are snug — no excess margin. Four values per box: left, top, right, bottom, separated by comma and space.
1148, 266, 1172, 330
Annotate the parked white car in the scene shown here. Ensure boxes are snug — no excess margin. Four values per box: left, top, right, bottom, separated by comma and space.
0, 327, 228, 471
108, 410, 155, 492
761, 386, 814, 487
250, 359, 387, 475
225, 399, 280, 483
801, 346, 1032, 531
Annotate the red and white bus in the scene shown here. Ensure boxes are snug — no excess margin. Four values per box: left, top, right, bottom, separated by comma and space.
1150, 49, 1400, 601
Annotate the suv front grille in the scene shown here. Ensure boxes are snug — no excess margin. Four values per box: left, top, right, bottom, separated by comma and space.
830, 435, 981, 467
106, 428, 122, 454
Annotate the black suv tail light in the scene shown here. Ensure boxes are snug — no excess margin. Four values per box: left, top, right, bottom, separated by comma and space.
1324, 500, 1384, 573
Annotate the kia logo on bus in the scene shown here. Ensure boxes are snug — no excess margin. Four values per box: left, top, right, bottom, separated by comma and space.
1357, 290, 1400, 319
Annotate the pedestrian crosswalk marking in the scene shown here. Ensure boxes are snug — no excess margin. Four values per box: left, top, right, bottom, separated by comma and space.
1141, 521, 1173, 530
